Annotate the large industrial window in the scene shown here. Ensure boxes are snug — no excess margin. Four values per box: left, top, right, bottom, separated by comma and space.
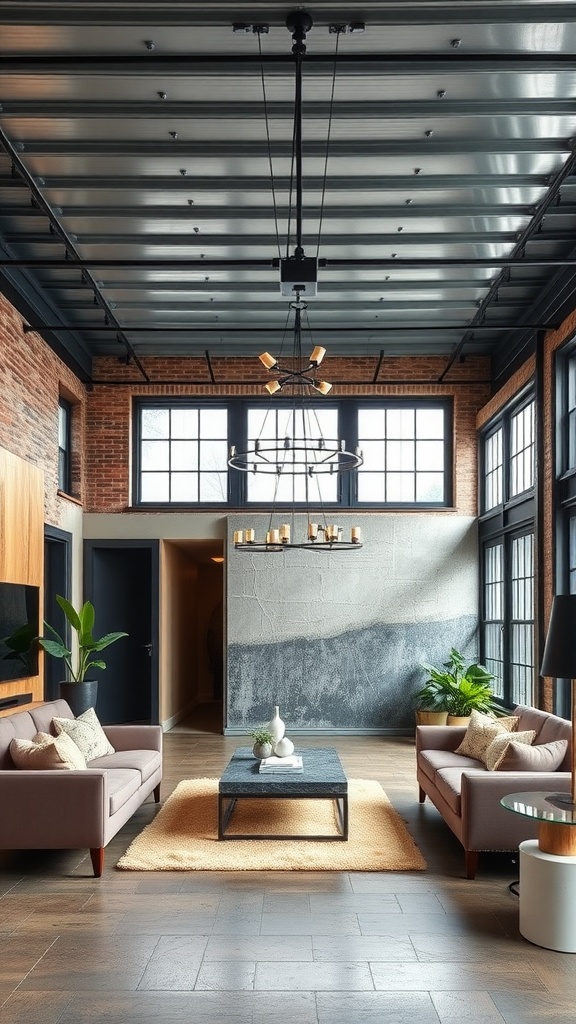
479, 385, 535, 707
356, 402, 449, 505
134, 398, 452, 508
136, 405, 229, 504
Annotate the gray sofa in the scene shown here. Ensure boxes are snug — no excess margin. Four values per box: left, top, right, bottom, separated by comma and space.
0, 698, 162, 876
416, 704, 572, 879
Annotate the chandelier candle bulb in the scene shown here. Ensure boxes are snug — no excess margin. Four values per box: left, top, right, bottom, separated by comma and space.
351, 526, 362, 543
245, 529, 255, 543
310, 345, 326, 366
233, 530, 244, 545
308, 522, 318, 540
265, 380, 281, 395
280, 524, 291, 543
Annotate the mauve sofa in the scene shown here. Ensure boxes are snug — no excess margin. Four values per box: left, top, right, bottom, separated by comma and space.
0, 698, 162, 876
416, 704, 572, 879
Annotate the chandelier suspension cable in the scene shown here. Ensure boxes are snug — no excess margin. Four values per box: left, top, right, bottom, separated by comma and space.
228, 11, 364, 552
257, 27, 283, 261
316, 26, 342, 259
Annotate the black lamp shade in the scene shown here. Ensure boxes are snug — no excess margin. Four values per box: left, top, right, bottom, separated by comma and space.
541, 595, 576, 678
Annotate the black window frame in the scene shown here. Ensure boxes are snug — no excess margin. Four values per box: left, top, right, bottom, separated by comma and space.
132, 396, 454, 510
552, 339, 576, 717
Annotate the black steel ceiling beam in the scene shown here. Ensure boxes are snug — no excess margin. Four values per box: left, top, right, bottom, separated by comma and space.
3, 257, 576, 268
1, 4, 573, 27
3, 99, 576, 119
0, 203, 542, 220
37, 278, 507, 293
3, 53, 576, 73
0, 174, 551, 191
13, 139, 569, 157
2, 230, 524, 246
21, 323, 559, 334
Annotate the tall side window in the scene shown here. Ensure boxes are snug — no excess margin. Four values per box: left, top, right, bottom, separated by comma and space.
356, 403, 449, 505
479, 387, 535, 706
58, 399, 71, 494
137, 404, 228, 504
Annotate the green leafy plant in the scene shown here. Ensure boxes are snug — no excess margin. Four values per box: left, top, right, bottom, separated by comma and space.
250, 728, 274, 746
416, 647, 500, 717
39, 595, 128, 683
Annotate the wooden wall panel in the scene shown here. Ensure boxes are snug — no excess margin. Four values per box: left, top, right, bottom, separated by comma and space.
0, 446, 44, 709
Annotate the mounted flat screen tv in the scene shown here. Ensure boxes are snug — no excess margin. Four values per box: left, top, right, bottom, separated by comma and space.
0, 582, 40, 682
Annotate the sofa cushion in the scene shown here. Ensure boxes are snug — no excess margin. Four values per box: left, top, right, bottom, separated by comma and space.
89, 748, 161, 784
106, 768, 142, 815
485, 729, 536, 771
496, 738, 568, 772
434, 766, 486, 815
53, 707, 115, 760
455, 710, 519, 764
9, 731, 87, 771
419, 748, 483, 783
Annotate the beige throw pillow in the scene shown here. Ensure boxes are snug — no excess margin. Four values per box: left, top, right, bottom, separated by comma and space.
52, 706, 114, 761
484, 729, 536, 771
455, 709, 519, 764
10, 730, 87, 770
496, 738, 568, 772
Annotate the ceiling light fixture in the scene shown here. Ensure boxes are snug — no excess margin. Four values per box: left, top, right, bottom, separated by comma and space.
228, 11, 363, 553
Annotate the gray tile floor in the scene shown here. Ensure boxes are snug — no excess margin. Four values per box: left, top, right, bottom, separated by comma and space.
1, 727, 576, 1023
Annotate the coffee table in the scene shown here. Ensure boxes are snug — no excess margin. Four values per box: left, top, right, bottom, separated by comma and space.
218, 746, 348, 841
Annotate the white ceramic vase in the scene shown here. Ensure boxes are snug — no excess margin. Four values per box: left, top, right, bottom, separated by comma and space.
266, 705, 285, 744
274, 736, 294, 757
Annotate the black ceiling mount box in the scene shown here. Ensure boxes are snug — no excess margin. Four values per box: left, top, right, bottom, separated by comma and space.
280, 256, 318, 297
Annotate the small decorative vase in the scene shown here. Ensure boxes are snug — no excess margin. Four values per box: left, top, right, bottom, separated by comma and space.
274, 736, 294, 757
266, 705, 285, 743
252, 741, 273, 760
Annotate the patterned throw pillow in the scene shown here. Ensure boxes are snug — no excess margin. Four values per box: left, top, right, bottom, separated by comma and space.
52, 706, 115, 761
10, 730, 87, 770
484, 729, 536, 771
455, 709, 519, 764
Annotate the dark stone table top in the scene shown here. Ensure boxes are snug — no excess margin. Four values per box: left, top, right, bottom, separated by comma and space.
219, 747, 348, 796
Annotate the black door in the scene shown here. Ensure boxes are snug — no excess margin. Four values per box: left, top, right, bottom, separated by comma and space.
84, 541, 159, 725
44, 526, 72, 701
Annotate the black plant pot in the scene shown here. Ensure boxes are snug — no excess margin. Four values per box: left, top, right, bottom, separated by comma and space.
59, 680, 98, 718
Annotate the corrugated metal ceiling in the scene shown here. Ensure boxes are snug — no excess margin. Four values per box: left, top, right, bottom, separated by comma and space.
1, 2, 576, 384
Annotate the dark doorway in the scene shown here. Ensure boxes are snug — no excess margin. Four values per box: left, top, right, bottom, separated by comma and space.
84, 540, 159, 725
43, 526, 72, 701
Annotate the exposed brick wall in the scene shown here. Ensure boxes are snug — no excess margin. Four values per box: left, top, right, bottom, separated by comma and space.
0, 293, 87, 526
86, 354, 491, 515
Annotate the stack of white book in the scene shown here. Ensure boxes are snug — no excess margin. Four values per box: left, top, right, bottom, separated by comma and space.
258, 754, 303, 773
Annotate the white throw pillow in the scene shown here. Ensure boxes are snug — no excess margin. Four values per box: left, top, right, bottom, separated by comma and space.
484, 729, 536, 771
52, 706, 114, 761
10, 730, 87, 771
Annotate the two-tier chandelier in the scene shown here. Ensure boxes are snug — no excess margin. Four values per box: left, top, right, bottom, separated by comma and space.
228, 12, 363, 553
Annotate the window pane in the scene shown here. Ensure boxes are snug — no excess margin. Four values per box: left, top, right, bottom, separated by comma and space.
171, 473, 197, 502
510, 401, 534, 496
171, 440, 197, 471
416, 407, 444, 438
141, 440, 169, 471
141, 408, 169, 439
386, 473, 415, 502
416, 440, 444, 472
386, 408, 415, 439
200, 408, 228, 439
171, 408, 198, 438
416, 473, 444, 502
199, 472, 227, 502
141, 473, 169, 502
358, 473, 385, 502
358, 408, 385, 436
387, 440, 414, 471
361, 440, 385, 471
58, 404, 68, 448
200, 439, 228, 471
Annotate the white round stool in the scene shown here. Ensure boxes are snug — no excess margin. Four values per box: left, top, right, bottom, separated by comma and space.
519, 840, 576, 952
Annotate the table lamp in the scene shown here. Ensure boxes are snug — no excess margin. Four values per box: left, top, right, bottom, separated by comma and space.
540, 594, 576, 806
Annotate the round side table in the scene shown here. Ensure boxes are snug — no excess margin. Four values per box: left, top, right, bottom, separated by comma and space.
501, 791, 576, 953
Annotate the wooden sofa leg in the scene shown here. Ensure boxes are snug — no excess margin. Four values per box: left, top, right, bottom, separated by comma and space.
153, 783, 161, 803
90, 847, 104, 878
465, 850, 479, 879
418, 785, 426, 803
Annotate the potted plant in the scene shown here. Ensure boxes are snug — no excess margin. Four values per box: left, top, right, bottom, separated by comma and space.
417, 647, 499, 726
39, 595, 128, 716
413, 677, 449, 726
250, 728, 274, 760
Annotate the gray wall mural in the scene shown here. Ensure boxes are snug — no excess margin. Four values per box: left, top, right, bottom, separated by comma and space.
226, 514, 479, 733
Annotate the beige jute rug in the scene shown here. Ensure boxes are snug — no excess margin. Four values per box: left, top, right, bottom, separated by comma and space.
117, 777, 426, 872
